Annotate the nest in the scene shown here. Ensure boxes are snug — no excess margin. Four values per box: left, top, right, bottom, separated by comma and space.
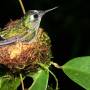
0, 28, 52, 73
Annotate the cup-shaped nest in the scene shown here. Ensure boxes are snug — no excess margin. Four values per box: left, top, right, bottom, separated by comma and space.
0, 28, 52, 74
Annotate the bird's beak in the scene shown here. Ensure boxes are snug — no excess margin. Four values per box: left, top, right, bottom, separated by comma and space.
44, 6, 58, 14
39, 6, 58, 17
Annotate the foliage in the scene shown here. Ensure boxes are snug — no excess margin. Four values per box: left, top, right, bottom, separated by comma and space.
0, 66, 49, 90
62, 56, 90, 90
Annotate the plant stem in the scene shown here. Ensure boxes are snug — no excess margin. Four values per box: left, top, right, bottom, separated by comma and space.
49, 70, 59, 90
50, 61, 62, 69
18, 0, 26, 15
38, 63, 59, 90
20, 73, 25, 90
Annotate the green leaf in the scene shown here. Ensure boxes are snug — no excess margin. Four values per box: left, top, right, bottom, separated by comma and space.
0, 75, 21, 90
28, 69, 49, 90
62, 56, 90, 90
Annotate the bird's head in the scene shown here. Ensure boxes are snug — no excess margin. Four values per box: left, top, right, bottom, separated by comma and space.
23, 7, 58, 30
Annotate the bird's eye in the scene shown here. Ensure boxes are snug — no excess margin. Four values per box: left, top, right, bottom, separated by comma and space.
34, 14, 38, 19
30, 14, 38, 21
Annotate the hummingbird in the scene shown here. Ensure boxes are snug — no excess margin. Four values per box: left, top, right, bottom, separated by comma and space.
0, 7, 58, 46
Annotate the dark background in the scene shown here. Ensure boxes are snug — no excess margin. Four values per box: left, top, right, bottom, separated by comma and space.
0, 0, 90, 90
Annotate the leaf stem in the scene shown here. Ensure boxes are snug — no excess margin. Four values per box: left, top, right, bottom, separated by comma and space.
50, 61, 62, 69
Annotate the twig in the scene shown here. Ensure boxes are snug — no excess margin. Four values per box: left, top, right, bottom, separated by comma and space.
20, 73, 25, 90
18, 0, 26, 15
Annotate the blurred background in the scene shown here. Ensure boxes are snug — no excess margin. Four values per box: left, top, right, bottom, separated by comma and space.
0, 0, 89, 90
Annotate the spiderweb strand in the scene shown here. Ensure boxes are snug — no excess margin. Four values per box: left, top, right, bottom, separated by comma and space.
18, 0, 26, 15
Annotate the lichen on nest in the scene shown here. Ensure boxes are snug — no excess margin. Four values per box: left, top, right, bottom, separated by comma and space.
0, 28, 52, 74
